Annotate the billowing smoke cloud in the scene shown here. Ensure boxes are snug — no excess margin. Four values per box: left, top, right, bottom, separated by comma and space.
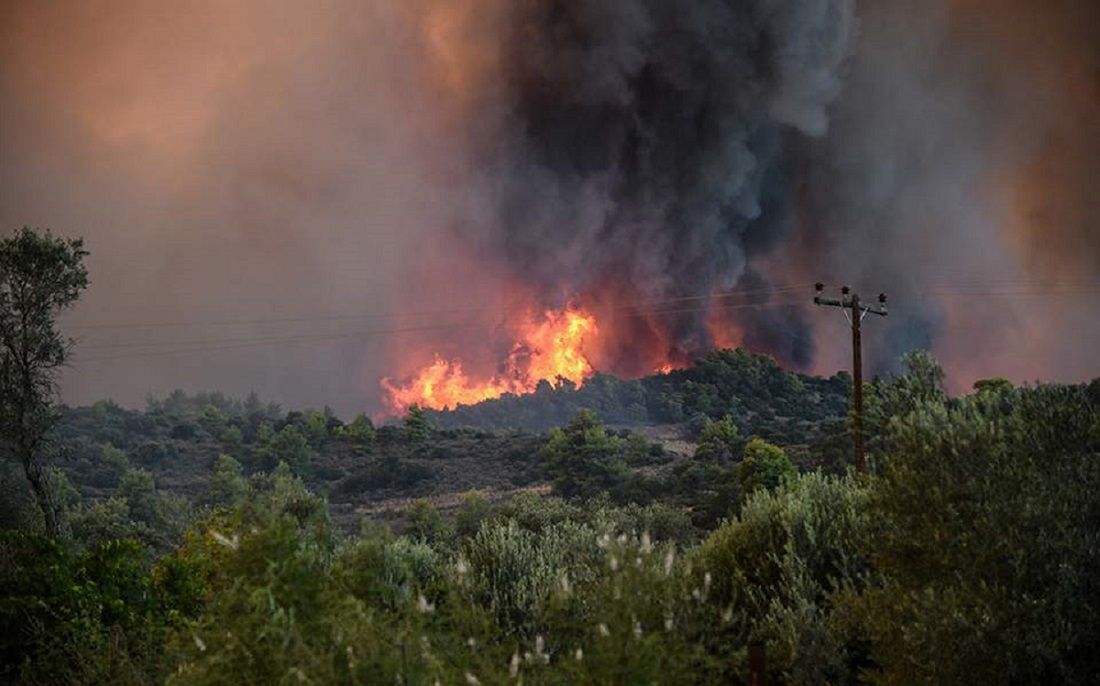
0, 0, 1097, 414
449, 0, 855, 372
798, 0, 1100, 388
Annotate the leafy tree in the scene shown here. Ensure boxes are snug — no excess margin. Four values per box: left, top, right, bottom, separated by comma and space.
119, 468, 160, 527
404, 404, 430, 444
454, 490, 491, 538
694, 414, 742, 463
196, 404, 227, 437
541, 410, 626, 499
696, 473, 871, 684
302, 410, 329, 448
405, 498, 448, 544
973, 376, 1013, 395
219, 425, 244, 455
339, 412, 375, 449
201, 454, 247, 509
853, 384, 1100, 684
0, 227, 88, 535
738, 438, 795, 495
265, 425, 312, 475
100, 443, 129, 485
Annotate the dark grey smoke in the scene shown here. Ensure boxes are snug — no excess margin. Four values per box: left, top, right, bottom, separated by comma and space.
459, 0, 855, 371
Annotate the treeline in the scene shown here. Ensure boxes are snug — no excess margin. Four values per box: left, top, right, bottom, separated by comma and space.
3, 355, 1099, 684
427, 348, 851, 436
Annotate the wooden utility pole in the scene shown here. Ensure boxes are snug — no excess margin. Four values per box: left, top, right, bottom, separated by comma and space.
814, 284, 887, 473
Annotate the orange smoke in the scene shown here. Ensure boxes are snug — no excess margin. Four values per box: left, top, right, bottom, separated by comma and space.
382, 307, 598, 414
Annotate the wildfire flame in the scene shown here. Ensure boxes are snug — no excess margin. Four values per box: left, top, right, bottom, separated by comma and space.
382, 307, 598, 414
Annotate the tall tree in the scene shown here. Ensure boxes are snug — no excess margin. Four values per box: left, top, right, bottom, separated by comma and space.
0, 227, 88, 535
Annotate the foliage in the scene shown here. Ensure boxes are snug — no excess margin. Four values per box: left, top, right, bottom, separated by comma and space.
428, 348, 850, 438
261, 425, 312, 475
851, 383, 1100, 685
738, 438, 796, 495
699, 472, 871, 683
694, 414, 743, 463
454, 490, 492, 538
199, 454, 247, 510
0, 532, 201, 684
541, 410, 628, 499
406, 498, 449, 544
0, 227, 89, 534
338, 412, 375, 449
404, 404, 431, 444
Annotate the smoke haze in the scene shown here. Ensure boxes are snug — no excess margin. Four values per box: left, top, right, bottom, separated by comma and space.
1, 0, 1097, 414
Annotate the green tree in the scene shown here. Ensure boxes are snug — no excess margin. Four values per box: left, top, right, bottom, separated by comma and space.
404, 404, 430, 444
100, 443, 129, 485
196, 404, 227, 437
973, 376, 1013, 395
541, 410, 626, 499
694, 414, 742, 463
853, 384, 1100, 684
302, 410, 329, 448
738, 438, 795, 495
220, 425, 244, 455
340, 412, 375, 449
405, 498, 448, 544
201, 454, 247, 509
267, 425, 312, 475
0, 227, 89, 535
454, 490, 491, 538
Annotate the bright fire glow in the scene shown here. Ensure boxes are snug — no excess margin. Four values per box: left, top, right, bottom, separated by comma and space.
382, 307, 598, 414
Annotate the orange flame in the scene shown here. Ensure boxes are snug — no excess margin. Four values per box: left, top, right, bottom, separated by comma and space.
382, 307, 598, 414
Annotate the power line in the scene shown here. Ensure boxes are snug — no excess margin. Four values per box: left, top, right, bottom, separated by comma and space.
63, 282, 812, 332
71, 296, 807, 362
65, 279, 1100, 364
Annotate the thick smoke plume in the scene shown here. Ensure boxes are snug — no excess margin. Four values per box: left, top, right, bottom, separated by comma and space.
1, 0, 1097, 414
448, 0, 855, 372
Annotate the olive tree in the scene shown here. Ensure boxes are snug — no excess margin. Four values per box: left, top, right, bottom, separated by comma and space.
0, 227, 88, 535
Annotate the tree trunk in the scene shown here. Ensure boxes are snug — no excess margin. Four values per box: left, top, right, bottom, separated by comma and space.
22, 456, 60, 536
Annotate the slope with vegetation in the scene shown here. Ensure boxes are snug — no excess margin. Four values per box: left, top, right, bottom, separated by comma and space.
3, 228, 1099, 684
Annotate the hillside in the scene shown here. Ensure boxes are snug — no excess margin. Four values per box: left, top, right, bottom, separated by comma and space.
16, 349, 851, 536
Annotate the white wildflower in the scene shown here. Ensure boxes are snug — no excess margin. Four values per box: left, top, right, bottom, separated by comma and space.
598, 623, 610, 637
617, 533, 627, 545
664, 614, 674, 631
704, 571, 712, 592
193, 634, 206, 652
609, 555, 619, 572
635, 556, 643, 568
559, 573, 572, 595
467, 637, 477, 649
692, 588, 701, 601
465, 672, 481, 685
574, 647, 584, 661
509, 652, 521, 677
455, 557, 468, 575
530, 634, 550, 665
632, 617, 643, 640
210, 530, 239, 550
722, 606, 734, 624
641, 532, 653, 554
663, 549, 675, 576
597, 533, 611, 548
416, 594, 435, 614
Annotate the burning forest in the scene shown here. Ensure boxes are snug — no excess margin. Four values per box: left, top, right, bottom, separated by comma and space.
2, 2, 1099, 685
